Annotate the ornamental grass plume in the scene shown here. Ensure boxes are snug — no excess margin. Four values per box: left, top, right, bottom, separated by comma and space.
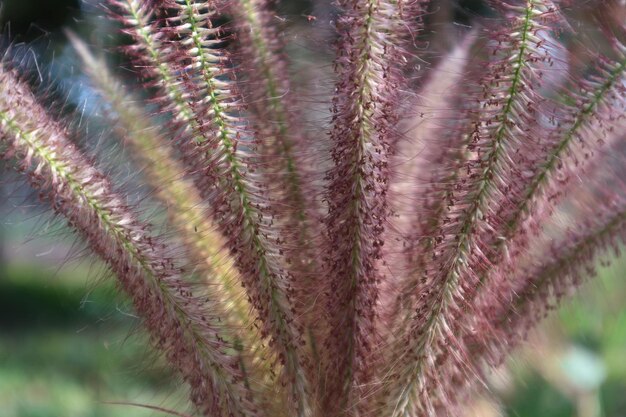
0, 0, 625, 416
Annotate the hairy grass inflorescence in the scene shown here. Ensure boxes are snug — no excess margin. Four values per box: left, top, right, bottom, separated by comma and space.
0, 0, 624, 416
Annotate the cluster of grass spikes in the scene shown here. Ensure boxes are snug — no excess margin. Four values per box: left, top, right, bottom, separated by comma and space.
0, 0, 625, 416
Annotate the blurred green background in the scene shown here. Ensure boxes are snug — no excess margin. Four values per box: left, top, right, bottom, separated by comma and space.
0, 0, 624, 416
